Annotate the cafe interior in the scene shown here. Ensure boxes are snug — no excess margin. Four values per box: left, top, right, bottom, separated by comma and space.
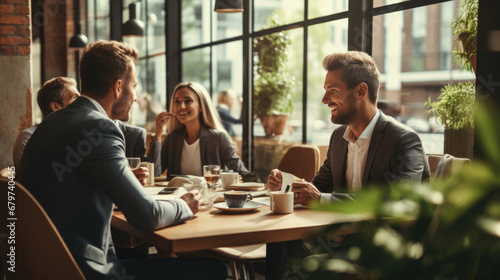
1, 0, 500, 279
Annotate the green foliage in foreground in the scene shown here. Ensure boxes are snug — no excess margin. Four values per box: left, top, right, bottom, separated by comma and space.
304, 103, 500, 280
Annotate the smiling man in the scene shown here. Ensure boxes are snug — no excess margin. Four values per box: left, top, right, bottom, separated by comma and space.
268, 51, 430, 204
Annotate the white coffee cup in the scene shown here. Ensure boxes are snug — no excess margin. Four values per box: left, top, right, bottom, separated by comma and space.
220, 172, 239, 189
138, 162, 155, 185
270, 191, 294, 214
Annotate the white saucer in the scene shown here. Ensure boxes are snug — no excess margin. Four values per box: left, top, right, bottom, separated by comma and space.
213, 201, 262, 212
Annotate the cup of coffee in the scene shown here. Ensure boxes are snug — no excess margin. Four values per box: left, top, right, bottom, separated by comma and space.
270, 191, 294, 214
224, 191, 253, 208
138, 162, 155, 185
220, 172, 239, 189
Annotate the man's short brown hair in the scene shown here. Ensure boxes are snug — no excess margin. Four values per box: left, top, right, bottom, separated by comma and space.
37, 77, 77, 119
80, 40, 138, 97
323, 51, 380, 104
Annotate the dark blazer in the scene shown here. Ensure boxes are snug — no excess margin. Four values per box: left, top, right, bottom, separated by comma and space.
114, 120, 147, 160
148, 126, 248, 177
312, 111, 430, 193
17, 97, 193, 280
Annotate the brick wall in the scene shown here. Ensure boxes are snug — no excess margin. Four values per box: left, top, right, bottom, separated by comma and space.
0, 0, 32, 169
0, 0, 31, 56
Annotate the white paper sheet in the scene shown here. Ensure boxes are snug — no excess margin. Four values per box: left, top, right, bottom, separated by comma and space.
280, 171, 295, 193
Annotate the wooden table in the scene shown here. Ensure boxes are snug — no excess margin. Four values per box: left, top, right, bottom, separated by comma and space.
112, 204, 369, 279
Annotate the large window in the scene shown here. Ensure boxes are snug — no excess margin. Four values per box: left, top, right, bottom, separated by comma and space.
175, 0, 476, 177
122, 0, 477, 179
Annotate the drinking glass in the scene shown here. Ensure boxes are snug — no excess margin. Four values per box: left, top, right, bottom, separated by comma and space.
127, 157, 141, 168
203, 165, 221, 191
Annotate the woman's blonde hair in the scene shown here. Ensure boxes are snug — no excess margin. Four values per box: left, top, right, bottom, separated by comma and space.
167, 82, 228, 137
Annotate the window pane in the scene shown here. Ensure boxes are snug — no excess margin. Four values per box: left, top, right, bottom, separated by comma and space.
182, 47, 211, 90
96, 1, 109, 40
147, 0, 166, 53
213, 7, 243, 40
308, 0, 347, 19
372, 0, 474, 155
254, 0, 304, 31
130, 55, 167, 132
212, 41, 243, 137
307, 19, 348, 145
182, 0, 211, 48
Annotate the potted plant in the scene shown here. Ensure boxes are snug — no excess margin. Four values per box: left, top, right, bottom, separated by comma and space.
425, 82, 475, 159
451, 0, 478, 74
253, 14, 295, 138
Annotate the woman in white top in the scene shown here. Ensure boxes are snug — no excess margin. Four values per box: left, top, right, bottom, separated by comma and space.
147, 82, 248, 177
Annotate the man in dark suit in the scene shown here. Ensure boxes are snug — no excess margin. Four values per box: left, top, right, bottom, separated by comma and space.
17, 40, 226, 280
268, 51, 429, 204
114, 119, 147, 160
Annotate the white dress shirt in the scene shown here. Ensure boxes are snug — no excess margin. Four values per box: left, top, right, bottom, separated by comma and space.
344, 110, 380, 192
319, 110, 380, 203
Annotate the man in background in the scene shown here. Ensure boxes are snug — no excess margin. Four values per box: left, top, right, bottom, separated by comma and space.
13, 77, 80, 168
216, 88, 242, 136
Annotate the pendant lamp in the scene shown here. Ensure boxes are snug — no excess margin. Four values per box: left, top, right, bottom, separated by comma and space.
214, 0, 243, 13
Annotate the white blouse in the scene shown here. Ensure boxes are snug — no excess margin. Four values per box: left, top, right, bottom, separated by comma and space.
180, 138, 202, 176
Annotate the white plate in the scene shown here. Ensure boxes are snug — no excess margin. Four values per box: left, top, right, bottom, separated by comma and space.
213, 201, 262, 212
225, 182, 265, 191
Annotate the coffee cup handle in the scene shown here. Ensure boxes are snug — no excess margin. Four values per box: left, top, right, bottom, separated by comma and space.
247, 193, 253, 202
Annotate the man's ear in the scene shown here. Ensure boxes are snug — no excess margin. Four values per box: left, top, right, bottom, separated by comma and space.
113, 79, 123, 99
50, 102, 63, 112
356, 83, 368, 99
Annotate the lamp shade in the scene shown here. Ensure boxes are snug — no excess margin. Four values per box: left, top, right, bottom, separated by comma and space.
214, 0, 243, 13
122, 2, 145, 37
69, 33, 88, 48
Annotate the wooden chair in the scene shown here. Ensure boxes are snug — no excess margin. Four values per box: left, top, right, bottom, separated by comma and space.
203, 145, 321, 279
0, 178, 86, 280
428, 154, 471, 181
277, 144, 321, 181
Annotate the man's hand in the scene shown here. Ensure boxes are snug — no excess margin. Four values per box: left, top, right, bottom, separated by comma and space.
267, 169, 283, 191
179, 190, 202, 215
131, 167, 149, 186
292, 182, 321, 205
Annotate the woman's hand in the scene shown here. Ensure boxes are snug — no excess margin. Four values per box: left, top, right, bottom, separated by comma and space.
153, 112, 175, 142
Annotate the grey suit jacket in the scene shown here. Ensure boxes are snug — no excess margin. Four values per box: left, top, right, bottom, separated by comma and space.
114, 120, 147, 160
312, 112, 430, 194
17, 97, 192, 280
148, 126, 248, 177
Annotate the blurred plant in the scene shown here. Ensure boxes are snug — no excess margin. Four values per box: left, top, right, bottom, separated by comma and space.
303, 103, 500, 279
253, 14, 295, 117
425, 81, 475, 130
451, 0, 478, 73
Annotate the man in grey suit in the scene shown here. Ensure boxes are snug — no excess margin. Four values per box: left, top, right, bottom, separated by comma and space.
268, 51, 429, 204
17, 40, 226, 280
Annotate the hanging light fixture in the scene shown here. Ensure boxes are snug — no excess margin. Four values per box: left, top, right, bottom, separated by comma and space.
69, 0, 88, 48
214, 0, 243, 13
122, 2, 145, 37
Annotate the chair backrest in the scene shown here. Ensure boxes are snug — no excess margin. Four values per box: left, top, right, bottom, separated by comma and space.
277, 145, 320, 182
428, 154, 471, 181
0, 178, 86, 280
